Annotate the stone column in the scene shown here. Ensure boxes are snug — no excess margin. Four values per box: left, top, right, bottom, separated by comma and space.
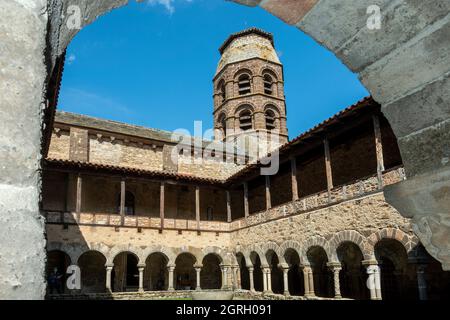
105, 264, 113, 292
262, 268, 268, 292
308, 267, 315, 296
417, 264, 428, 301
263, 268, 272, 293
364, 261, 382, 300
327, 262, 342, 299
138, 264, 145, 292
195, 266, 202, 290
248, 267, 255, 292
235, 266, 241, 290
167, 265, 175, 291
231, 265, 239, 290
302, 266, 310, 297
220, 264, 228, 289
282, 267, 290, 296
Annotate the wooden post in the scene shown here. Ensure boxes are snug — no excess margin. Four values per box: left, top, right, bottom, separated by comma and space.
226, 190, 232, 223
160, 182, 165, 230
243, 182, 249, 218
265, 176, 271, 210
290, 157, 299, 201
76, 174, 82, 221
372, 115, 385, 189
323, 138, 333, 202
64, 173, 69, 212
120, 178, 126, 226
195, 186, 201, 231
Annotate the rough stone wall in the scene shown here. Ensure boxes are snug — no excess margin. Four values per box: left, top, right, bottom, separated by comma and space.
178, 155, 243, 180
231, 193, 414, 260
47, 131, 70, 160
47, 122, 245, 180
0, 0, 48, 299
90, 137, 164, 172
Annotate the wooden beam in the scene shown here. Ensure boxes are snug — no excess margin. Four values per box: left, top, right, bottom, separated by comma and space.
120, 178, 126, 226
195, 186, 201, 231
290, 157, 299, 201
226, 190, 232, 223
64, 173, 69, 212
323, 138, 333, 202
372, 115, 385, 189
76, 174, 82, 221
265, 176, 272, 210
160, 182, 165, 230
243, 182, 249, 218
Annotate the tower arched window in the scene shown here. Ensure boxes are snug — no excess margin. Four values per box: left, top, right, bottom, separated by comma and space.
239, 109, 253, 131
265, 109, 276, 131
238, 74, 251, 95
217, 113, 227, 138
218, 80, 226, 103
264, 74, 274, 95
117, 191, 135, 216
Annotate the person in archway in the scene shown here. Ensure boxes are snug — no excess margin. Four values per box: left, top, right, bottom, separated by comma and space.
48, 267, 63, 294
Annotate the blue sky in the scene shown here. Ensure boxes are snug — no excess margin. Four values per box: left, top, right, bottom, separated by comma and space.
59, 0, 369, 139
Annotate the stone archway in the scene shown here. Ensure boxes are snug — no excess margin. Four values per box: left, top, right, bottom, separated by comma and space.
1, 0, 449, 299
78, 250, 107, 294
46, 250, 71, 295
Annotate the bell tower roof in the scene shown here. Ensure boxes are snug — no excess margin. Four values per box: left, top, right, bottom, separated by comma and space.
216, 28, 280, 75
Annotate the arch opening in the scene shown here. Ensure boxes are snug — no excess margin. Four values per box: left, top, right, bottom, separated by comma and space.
284, 248, 304, 296
266, 250, 283, 294
337, 242, 368, 300
201, 254, 222, 290
250, 252, 264, 292
307, 246, 332, 298
112, 252, 139, 292
144, 252, 169, 291
78, 251, 107, 293
175, 253, 196, 290
47, 250, 71, 295
236, 253, 250, 290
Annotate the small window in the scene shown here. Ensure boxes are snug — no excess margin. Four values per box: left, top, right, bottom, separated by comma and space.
238, 74, 251, 95
265, 110, 276, 131
239, 110, 253, 131
264, 74, 274, 95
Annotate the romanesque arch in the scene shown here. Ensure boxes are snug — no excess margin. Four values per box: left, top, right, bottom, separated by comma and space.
328, 230, 372, 261
78, 250, 107, 294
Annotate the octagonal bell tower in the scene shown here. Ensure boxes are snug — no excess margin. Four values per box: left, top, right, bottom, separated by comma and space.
213, 28, 288, 154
